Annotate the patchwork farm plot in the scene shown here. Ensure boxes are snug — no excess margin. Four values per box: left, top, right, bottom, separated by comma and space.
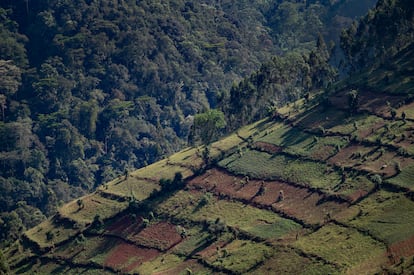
250, 247, 340, 274
256, 123, 349, 161
156, 189, 302, 240
217, 149, 373, 201
201, 239, 273, 274
99, 177, 160, 201
293, 223, 387, 273
337, 190, 414, 248
188, 168, 349, 225
328, 144, 414, 178
8, 83, 414, 274
387, 164, 414, 191
58, 192, 129, 224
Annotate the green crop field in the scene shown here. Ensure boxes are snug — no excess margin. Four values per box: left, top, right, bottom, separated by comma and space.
13, 262, 114, 275
58, 193, 129, 224
132, 158, 193, 181
157, 190, 301, 240
329, 114, 384, 136
100, 178, 159, 200
218, 150, 341, 190
338, 190, 414, 245
53, 236, 118, 266
256, 123, 308, 148
24, 218, 79, 249
204, 239, 273, 274
387, 164, 414, 190
251, 247, 340, 274
172, 226, 213, 257
134, 253, 184, 274
294, 223, 386, 270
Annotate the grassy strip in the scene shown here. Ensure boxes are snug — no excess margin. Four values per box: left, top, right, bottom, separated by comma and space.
204, 239, 273, 274
24, 218, 79, 250
338, 190, 414, 245
99, 178, 159, 201
387, 164, 414, 191
58, 193, 129, 225
293, 223, 386, 269
251, 247, 341, 274
218, 150, 341, 190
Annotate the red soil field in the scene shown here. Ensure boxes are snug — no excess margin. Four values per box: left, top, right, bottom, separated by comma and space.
104, 242, 159, 272
388, 235, 414, 263
253, 142, 283, 154
188, 168, 348, 225
130, 222, 183, 251
328, 144, 414, 178
254, 181, 348, 225
195, 240, 230, 259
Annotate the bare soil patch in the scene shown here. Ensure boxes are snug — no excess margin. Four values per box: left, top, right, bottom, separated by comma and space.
255, 181, 348, 225
187, 168, 260, 200
105, 214, 142, 237
329, 144, 414, 178
388, 235, 414, 264
104, 242, 159, 272
131, 222, 183, 251
253, 142, 283, 154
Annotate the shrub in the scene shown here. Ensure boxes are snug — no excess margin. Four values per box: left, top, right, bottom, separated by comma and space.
397, 147, 409, 157
46, 231, 55, 241
370, 174, 383, 185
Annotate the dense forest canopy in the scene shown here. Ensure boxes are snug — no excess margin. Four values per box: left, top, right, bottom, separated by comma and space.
0, 0, 378, 246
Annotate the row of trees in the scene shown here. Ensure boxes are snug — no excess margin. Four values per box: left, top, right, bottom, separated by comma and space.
221, 34, 338, 131
341, 0, 414, 71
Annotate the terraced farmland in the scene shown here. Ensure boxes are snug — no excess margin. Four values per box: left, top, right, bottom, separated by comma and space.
6, 87, 414, 274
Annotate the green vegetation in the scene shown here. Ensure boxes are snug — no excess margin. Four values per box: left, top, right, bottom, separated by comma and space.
25, 219, 79, 249
192, 109, 226, 146
4, 0, 414, 274
257, 124, 349, 160
294, 223, 386, 269
100, 178, 160, 201
0, 0, 379, 247
251, 248, 340, 274
219, 150, 341, 190
388, 164, 414, 190
157, 190, 301, 240
135, 253, 184, 275
205, 239, 272, 274
58, 193, 129, 224
339, 190, 414, 245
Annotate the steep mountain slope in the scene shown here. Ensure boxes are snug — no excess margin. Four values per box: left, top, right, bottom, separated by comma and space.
0, 0, 377, 247
4, 42, 414, 273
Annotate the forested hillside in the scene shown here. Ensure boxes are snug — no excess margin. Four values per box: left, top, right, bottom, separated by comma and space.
0, 0, 377, 247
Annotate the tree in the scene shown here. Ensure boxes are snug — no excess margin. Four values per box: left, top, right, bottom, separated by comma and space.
193, 109, 226, 145
0, 249, 10, 274
77, 199, 84, 210
0, 60, 22, 121
348, 89, 359, 115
